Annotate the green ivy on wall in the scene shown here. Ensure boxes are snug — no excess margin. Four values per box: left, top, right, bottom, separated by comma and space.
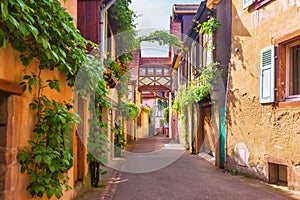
17, 71, 79, 199
0, 0, 90, 85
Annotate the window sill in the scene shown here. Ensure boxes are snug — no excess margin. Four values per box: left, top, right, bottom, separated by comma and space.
278, 99, 300, 108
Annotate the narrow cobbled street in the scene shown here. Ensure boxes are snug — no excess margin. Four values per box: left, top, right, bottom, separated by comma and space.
107, 135, 298, 200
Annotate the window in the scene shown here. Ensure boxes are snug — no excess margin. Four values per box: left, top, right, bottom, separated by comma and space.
147, 68, 154, 75
156, 68, 162, 76
287, 42, 300, 97
164, 68, 170, 76
268, 163, 288, 186
274, 29, 300, 105
139, 68, 146, 76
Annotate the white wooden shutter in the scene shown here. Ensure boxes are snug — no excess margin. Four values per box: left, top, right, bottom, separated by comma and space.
243, 0, 255, 9
260, 45, 275, 104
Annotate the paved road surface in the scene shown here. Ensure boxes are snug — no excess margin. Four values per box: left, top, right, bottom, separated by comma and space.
111, 135, 298, 200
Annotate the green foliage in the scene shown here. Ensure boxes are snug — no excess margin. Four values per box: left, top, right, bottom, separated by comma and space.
118, 72, 131, 98
193, 62, 222, 102
117, 101, 140, 121
172, 62, 222, 113
143, 106, 150, 113
75, 54, 106, 99
74, 53, 111, 165
110, 0, 139, 56
140, 30, 182, 48
128, 102, 140, 120
0, 0, 90, 85
17, 74, 79, 199
110, 0, 136, 31
194, 16, 220, 35
163, 107, 169, 123
172, 87, 197, 114
112, 120, 127, 150
86, 115, 109, 164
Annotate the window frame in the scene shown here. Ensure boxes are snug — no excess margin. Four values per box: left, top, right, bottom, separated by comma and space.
255, 0, 273, 9
285, 41, 300, 99
274, 29, 300, 107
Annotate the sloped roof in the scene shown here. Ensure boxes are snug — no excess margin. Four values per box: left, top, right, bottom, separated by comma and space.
172, 4, 200, 14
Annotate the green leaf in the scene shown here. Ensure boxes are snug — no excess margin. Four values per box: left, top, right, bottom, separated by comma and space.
17, 0, 27, 11
54, 188, 62, 199
35, 155, 42, 163
23, 75, 31, 80
19, 23, 30, 36
29, 25, 39, 40
40, 37, 49, 49
59, 48, 66, 58
47, 189, 54, 199
1, 1, 8, 20
43, 155, 51, 165
8, 15, 20, 27
49, 165, 55, 172
28, 78, 35, 86
20, 166, 26, 174
28, 86, 32, 93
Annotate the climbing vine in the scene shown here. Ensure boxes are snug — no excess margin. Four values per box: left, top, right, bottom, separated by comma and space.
17, 72, 79, 199
173, 62, 221, 114
0, 0, 89, 85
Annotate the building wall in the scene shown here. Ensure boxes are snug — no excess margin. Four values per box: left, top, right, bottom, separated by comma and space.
0, 1, 87, 199
227, 0, 300, 189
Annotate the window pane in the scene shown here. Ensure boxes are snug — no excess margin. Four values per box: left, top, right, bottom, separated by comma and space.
140, 68, 146, 76
290, 44, 300, 95
164, 68, 170, 75
156, 68, 162, 75
147, 68, 154, 75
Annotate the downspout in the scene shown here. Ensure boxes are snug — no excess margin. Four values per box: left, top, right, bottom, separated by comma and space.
224, 62, 230, 165
100, 0, 117, 60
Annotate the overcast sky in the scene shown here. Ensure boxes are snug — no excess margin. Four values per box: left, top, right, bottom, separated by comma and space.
129, 0, 201, 57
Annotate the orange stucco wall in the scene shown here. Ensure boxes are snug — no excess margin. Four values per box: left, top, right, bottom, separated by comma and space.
0, 1, 83, 199
227, 0, 300, 190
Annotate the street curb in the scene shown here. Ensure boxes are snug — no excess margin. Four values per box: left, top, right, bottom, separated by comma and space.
99, 169, 122, 200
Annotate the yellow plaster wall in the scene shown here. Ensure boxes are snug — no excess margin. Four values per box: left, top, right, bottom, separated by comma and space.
227, 0, 300, 187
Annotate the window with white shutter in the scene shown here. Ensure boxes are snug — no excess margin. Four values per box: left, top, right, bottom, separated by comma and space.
260, 45, 275, 103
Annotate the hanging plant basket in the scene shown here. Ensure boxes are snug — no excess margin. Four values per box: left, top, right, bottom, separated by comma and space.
104, 72, 117, 88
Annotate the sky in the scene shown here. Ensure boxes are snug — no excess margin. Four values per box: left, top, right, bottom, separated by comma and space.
129, 0, 202, 57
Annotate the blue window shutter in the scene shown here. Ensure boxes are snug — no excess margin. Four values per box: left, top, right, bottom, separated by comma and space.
243, 0, 255, 9
260, 45, 275, 103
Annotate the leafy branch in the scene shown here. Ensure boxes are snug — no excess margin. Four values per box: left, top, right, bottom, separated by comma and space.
139, 30, 182, 48
193, 16, 220, 35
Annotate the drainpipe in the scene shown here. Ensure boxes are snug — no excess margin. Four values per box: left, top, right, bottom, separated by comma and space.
100, 0, 117, 60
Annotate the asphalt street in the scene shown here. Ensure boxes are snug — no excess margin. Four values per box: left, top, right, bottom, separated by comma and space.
111, 135, 299, 200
